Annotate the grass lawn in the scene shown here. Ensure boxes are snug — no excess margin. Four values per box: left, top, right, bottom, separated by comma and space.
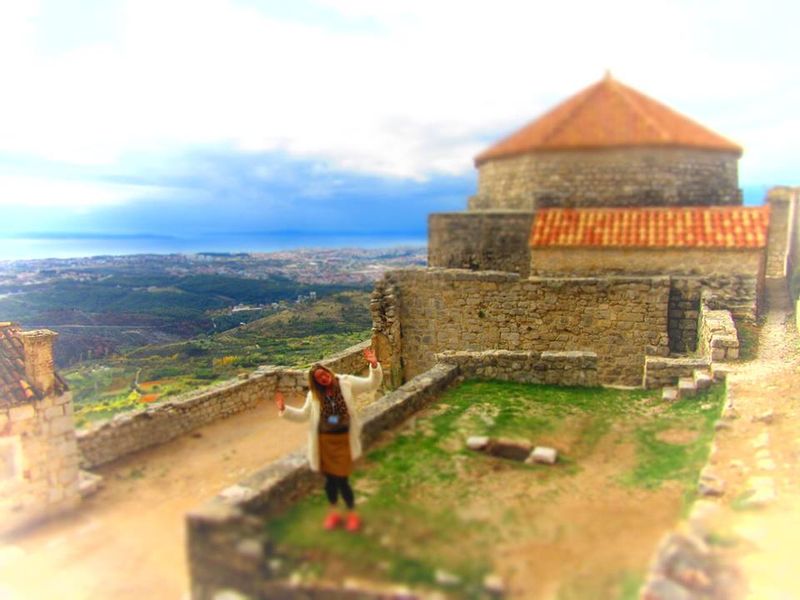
265, 380, 725, 599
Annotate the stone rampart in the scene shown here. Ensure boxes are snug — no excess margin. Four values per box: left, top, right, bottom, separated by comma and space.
373, 268, 670, 387
436, 349, 598, 387
428, 211, 534, 276
77, 341, 371, 469
471, 147, 741, 211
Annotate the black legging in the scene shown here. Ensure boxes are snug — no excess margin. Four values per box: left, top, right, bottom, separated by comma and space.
324, 475, 355, 509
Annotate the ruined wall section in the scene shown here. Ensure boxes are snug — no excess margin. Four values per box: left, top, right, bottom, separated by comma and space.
470, 148, 741, 211
428, 211, 534, 276
376, 268, 671, 386
669, 276, 758, 353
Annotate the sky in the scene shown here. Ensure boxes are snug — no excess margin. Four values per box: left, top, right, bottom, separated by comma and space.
1, 0, 799, 254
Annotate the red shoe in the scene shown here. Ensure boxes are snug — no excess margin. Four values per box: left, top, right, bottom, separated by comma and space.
323, 512, 342, 530
345, 512, 362, 532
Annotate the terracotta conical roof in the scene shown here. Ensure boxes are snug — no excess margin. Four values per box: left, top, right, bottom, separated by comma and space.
475, 73, 742, 165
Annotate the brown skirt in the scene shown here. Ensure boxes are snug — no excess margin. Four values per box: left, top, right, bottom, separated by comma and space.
318, 432, 353, 477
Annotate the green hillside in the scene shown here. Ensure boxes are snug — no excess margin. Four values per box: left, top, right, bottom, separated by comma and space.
65, 291, 372, 426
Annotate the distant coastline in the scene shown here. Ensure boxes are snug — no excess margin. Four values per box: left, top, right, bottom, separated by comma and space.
0, 231, 428, 262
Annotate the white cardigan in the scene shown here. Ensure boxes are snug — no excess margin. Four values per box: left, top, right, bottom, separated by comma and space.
279, 364, 383, 472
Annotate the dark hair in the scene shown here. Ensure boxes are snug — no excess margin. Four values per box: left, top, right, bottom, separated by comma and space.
307, 364, 340, 403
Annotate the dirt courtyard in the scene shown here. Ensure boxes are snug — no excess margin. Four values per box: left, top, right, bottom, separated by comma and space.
0, 399, 305, 600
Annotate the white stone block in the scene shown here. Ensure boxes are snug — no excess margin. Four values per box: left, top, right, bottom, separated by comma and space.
466, 436, 490, 450
527, 446, 558, 465
9, 405, 35, 423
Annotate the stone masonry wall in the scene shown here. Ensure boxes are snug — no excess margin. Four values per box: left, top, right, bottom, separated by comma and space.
470, 147, 741, 211
698, 294, 740, 361
374, 268, 671, 386
669, 276, 758, 353
765, 189, 792, 279
436, 350, 598, 387
530, 248, 764, 279
428, 211, 534, 276
644, 297, 739, 389
77, 341, 371, 469
0, 390, 80, 536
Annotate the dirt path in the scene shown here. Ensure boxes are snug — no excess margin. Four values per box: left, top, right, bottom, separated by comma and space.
704, 304, 800, 598
0, 399, 306, 600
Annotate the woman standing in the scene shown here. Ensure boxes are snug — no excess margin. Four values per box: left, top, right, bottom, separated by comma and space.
274, 348, 382, 532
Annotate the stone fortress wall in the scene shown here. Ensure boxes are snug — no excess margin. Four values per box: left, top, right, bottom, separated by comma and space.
470, 147, 741, 211
77, 341, 372, 469
371, 268, 671, 387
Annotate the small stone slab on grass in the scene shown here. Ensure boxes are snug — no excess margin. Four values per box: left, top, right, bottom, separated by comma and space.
526, 446, 558, 465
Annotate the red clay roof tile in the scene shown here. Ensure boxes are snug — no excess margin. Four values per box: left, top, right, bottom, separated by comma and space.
530, 206, 770, 249
476, 73, 742, 165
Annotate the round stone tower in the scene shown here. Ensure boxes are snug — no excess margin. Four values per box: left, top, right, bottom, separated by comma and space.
471, 73, 742, 211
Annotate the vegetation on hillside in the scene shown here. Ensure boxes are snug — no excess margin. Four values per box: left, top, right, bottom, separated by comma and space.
65, 291, 372, 426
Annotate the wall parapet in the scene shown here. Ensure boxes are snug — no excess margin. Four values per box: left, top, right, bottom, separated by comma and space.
436, 349, 598, 387
77, 340, 371, 469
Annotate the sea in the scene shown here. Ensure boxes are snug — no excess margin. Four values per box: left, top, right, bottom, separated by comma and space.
0, 232, 428, 262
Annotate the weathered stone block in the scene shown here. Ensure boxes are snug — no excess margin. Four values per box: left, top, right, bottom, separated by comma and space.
9, 405, 35, 423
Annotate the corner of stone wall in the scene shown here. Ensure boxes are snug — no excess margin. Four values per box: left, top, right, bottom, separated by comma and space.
370, 274, 403, 389
0, 389, 81, 538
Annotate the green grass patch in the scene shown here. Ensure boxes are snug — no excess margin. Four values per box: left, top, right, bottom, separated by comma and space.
265, 380, 723, 597
622, 385, 724, 502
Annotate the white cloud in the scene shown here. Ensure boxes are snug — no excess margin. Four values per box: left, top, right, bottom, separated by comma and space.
0, 175, 168, 210
0, 0, 798, 188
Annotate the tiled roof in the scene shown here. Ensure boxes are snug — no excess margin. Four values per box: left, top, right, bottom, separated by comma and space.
0, 322, 37, 405
530, 206, 770, 249
0, 323, 67, 406
476, 73, 742, 165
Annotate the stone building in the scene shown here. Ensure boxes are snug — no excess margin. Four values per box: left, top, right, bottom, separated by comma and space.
0, 323, 81, 536
470, 72, 742, 211
378, 76, 798, 386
